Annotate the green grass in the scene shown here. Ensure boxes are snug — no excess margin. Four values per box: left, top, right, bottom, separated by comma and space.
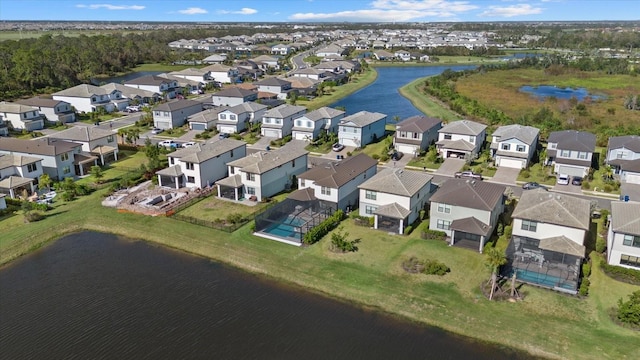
407, 157, 442, 170
296, 67, 378, 110
0, 30, 143, 41
517, 163, 557, 185
132, 63, 194, 72
178, 196, 269, 222
399, 77, 462, 121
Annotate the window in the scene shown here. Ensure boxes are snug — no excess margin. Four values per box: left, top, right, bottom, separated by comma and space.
623, 234, 640, 248
60, 152, 69, 161
516, 145, 526, 152
187, 176, 195, 183
23, 113, 27, 119
265, 118, 271, 124
501, 144, 510, 151
291, 160, 295, 167
321, 186, 331, 195
353, 127, 358, 133
560, 150, 570, 157
230, 150, 234, 157
246, 173, 255, 181
306, 121, 312, 127
169, 158, 174, 165
230, 166, 234, 174
617, 151, 626, 159
246, 187, 256, 195
468, 136, 475, 143
275, 119, 281, 125
27, 163, 38, 172
437, 203, 451, 214
63, 166, 71, 174
107, 135, 114, 143
365, 190, 377, 200
296, 120, 302, 126
444, 134, 452, 140
220, 114, 226, 120
230, 115, 236, 120
436, 219, 451, 230
185, 162, 194, 170
300, 179, 305, 187
620, 255, 640, 269
163, 112, 169, 117
549, 143, 557, 149
91, 97, 96, 102
412, 132, 419, 139
365, 205, 377, 215
578, 152, 587, 160
521, 219, 538, 232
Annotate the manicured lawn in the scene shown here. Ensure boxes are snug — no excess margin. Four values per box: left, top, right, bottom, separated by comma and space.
407, 157, 442, 170
177, 196, 268, 222
399, 77, 462, 121
156, 127, 188, 139
518, 163, 557, 185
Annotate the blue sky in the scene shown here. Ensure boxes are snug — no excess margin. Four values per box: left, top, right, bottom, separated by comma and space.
1, 1, 637, 22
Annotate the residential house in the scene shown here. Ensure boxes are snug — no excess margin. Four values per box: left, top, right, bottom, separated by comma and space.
373, 50, 394, 60
152, 100, 203, 130
436, 120, 487, 159
506, 189, 591, 294
606, 135, 640, 184
202, 54, 227, 64
251, 55, 280, 70
53, 84, 125, 113
337, 111, 387, 148
0, 193, 6, 209
394, 50, 412, 61
316, 44, 347, 58
289, 68, 331, 81
48, 126, 119, 165
271, 44, 291, 55
429, 178, 505, 252
394, 115, 442, 157
607, 201, 640, 270
158, 73, 203, 95
217, 102, 268, 134
0, 102, 44, 132
168, 68, 213, 84
0, 137, 84, 180
292, 107, 345, 141
100, 83, 161, 105
490, 124, 540, 169
358, 168, 433, 234
261, 104, 307, 139
0, 153, 43, 198
16, 97, 76, 124
124, 75, 179, 100
200, 64, 239, 84
298, 153, 377, 211
211, 87, 258, 107
216, 147, 308, 202
254, 77, 293, 100
187, 107, 227, 131
546, 130, 596, 178
287, 77, 321, 98
157, 138, 246, 189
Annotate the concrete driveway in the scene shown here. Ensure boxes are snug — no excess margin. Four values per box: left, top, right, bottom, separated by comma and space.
434, 158, 465, 177
490, 166, 520, 185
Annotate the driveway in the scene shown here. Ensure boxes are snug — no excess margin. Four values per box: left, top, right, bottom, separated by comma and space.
490, 167, 520, 185
434, 158, 465, 177
552, 182, 583, 194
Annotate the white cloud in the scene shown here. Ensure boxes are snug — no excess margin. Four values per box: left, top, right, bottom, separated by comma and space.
178, 7, 208, 15
217, 7, 258, 15
478, 4, 544, 17
76, 4, 145, 10
290, 0, 477, 22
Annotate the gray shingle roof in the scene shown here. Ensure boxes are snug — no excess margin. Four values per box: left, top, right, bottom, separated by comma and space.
492, 124, 540, 145
339, 111, 386, 128
100, 83, 159, 98
169, 138, 245, 164
610, 201, 640, 236
607, 135, 640, 153
0, 137, 81, 156
228, 102, 268, 114
49, 126, 114, 142
303, 107, 345, 122
547, 130, 596, 152
156, 164, 183, 177
16, 97, 66, 108
264, 104, 306, 118
214, 87, 257, 98
0, 101, 38, 114
396, 115, 442, 133
187, 107, 228, 123
374, 202, 411, 219
438, 120, 486, 136
227, 147, 307, 174
358, 168, 432, 197
450, 217, 492, 237
255, 77, 291, 87
53, 84, 108, 98
154, 99, 202, 112
0, 154, 41, 170
435, 139, 475, 151
287, 187, 317, 201
512, 188, 591, 230
539, 235, 586, 258
125, 75, 172, 86
429, 178, 505, 211
298, 153, 377, 188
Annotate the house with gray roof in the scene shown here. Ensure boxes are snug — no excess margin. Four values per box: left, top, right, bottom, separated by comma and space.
490, 124, 540, 169
16, 97, 76, 124
254, 77, 293, 100
217, 102, 268, 134
358, 168, 433, 234
298, 153, 377, 211
606, 135, 640, 184
292, 107, 345, 141
167, 68, 213, 84
211, 87, 258, 107
187, 107, 228, 131
315, 43, 347, 58
338, 111, 387, 148
100, 83, 161, 105
429, 178, 505, 252
607, 201, 640, 270
545, 130, 596, 178
0, 137, 85, 180
200, 64, 239, 84
152, 99, 203, 130
0, 102, 44, 132
261, 104, 307, 139
506, 189, 591, 294
53, 84, 126, 113
124, 75, 179, 100
157, 138, 246, 189
394, 115, 442, 157
216, 147, 308, 202
436, 120, 487, 160
0, 153, 43, 198
48, 126, 119, 165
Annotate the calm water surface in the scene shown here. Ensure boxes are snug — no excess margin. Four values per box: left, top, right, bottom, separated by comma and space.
0, 232, 532, 359
519, 85, 604, 101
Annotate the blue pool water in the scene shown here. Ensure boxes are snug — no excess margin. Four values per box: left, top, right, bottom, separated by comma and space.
519, 85, 604, 101
263, 216, 305, 240
514, 269, 575, 291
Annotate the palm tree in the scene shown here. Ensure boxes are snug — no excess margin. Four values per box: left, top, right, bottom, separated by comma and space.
485, 247, 507, 301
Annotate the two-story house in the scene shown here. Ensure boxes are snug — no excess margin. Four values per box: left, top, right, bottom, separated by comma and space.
394, 115, 442, 157
429, 178, 505, 252
217, 102, 268, 134
53, 84, 125, 113
292, 107, 345, 141
124, 75, 179, 100
153, 100, 203, 130
546, 130, 596, 178
200, 64, 239, 84
261, 104, 307, 139
16, 97, 76, 124
254, 78, 293, 100
358, 168, 433, 234
48, 126, 119, 166
157, 138, 246, 189
490, 124, 540, 169
0, 102, 44, 132
0, 153, 43, 198
211, 88, 258, 107
271, 44, 292, 55
338, 111, 387, 148
506, 189, 591, 294
606, 135, 640, 184
436, 120, 487, 159
315, 43, 347, 58
167, 68, 213, 84
298, 153, 377, 211
215, 147, 308, 202
187, 107, 228, 131
0, 137, 84, 180
251, 55, 280, 70
607, 201, 640, 270
100, 83, 161, 105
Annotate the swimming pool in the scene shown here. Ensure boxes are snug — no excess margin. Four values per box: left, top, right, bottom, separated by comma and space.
514, 269, 576, 291
262, 216, 305, 241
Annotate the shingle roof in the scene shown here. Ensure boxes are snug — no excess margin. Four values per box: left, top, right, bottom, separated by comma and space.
450, 217, 492, 237
610, 201, 640, 236
201, 64, 234, 72
15, 97, 65, 108
0, 101, 38, 114
339, 111, 386, 128
169, 138, 245, 164
227, 147, 307, 174
547, 130, 596, 152
255, 77, 292, 87
53, 84, 108, 98
435, 139, 475, 151
429, 178, 505, 211
374, 202, 411, 219
0, 137, 81, 156
227, 102, 268, 114
156, 164, 183, 177
100, 83, 159, 98
358, 168, 432, 197
264, 104, 306, 118
213, 87, 257, 98
0, 154, 41, 170
125, 75, 172, 86
169, 68, 208, 76
438, 119, 486, 136
607, 135, 640, 153
492, 124, 540, 145
395, 115, 442, 133
512, 188, 591, 230
303, 107, 345, 122
298, 153, 377, 188
215, 174, 243, 187
0, 176, 35, 190
49, 126, 114, 142
287, 187, 317, 201
154, 99, 202, 112
187, 107, 228, 123
539, 235, 586, 258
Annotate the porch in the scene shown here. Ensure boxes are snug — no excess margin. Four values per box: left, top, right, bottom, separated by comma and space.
215, 174, 244, 201
449, 217, 492, 253
73, 153, 98, 176
156, 165, 185, 189
91, 145, 119, 166
373, 203, 410, 235
0, 176, 35, 199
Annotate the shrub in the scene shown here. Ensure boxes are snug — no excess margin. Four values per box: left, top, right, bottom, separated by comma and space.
579, 278, 590, 296
601, 261, 640, 285
380, 154, 390, 162
402, 257, 424, 273
520, 170, 530, 179
226, 213, 243, 224
371, 154, 380, 160
303, 210, 345, 245
582, 262, 591, 278
582, 181, 591, 190
329, 226, 359, 253
24, 211, 44, 223
403, 225, 413, 235
423, 259, 450, 276
616, 290, 640, 327
596, 237, 606, 253
421, 229, 447, 241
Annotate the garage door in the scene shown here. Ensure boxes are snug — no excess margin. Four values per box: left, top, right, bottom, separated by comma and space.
557, 165, 584, 177
625, 173, 640, 184
263, 129, 280, 138
293, 132, 311, 141
340, 136, 359, 148
499, 158, 524, 169
396, 144, 416, 156
191, 123, 206, 131
218, 125, 235, 134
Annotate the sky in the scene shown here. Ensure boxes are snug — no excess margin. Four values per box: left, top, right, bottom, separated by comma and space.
0, 0, 638, 22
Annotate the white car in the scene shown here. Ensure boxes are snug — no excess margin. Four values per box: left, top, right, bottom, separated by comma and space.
556, 174, 570, 185
182, 141, 196, 148
158, 140, 178, 148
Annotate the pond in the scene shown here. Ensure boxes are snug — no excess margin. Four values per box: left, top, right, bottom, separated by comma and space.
519, 85, 604, 101
0, 232, 532, 359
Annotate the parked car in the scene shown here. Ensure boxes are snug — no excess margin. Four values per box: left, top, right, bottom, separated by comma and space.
454, 170, 482, 180
125, 105, 140, 113
556, 174, 570, 185
390, 151, 403, 161
190, 89, 204, 95
219, 132, 230, 139
182, 141, 196, 148
158, 140, 179, 148
151, 128, 163, 135
332, 143, 345, 152
522, 182, 543, 190
571, 176, 583, 186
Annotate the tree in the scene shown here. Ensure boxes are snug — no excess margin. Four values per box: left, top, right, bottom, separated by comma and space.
38, 174, 52, 192
485, 247, 507, 301
91, 165, 104, 184
616, 290, 640, 327
143, 138, 161, 171
329, 226, 359, 253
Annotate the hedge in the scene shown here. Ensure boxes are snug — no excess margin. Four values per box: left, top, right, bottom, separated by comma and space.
421, 229, 447, 241
303, 210, 345, 245
601, 260, 640, 286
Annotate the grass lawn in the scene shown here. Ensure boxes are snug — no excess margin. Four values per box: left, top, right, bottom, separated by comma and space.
177, 196, 269, 222
156, 127, 188, 139
518, 163, 557, 185
407, 156, 442, 170
399, 77, 462, 121
132, 63, 194, 72
296, 67, 378, 110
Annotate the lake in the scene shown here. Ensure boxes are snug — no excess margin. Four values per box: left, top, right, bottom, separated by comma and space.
0, 232, 531, 359
331, 65, 476, 120
519, 85, 604, 101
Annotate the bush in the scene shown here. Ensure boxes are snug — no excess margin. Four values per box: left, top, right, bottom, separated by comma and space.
23, 211, 44, 223
371, 154, 380, 160
601, 261, 640, 285
616, 290, 640, 327
579, 278, 590, 296
226, 213, 243, 224
582, 181, 591, 190
403, 225, 413, 235
520, 170, 530, 179
423, 259, 450, 276
329, 226, 359, 253
582, 262, 591, 277
596, 237, 606, 253
303, 210, 345, 245
421, 229, 447, 241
